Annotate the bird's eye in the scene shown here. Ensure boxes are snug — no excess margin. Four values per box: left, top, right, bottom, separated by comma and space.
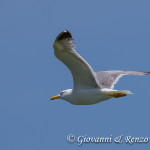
60, 91, 64, 95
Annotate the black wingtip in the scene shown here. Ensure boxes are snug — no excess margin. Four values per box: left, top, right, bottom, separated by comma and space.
145, 72, 150, 75
56, 30, 73, 41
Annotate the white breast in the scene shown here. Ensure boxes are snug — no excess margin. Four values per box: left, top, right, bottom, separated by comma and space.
63, 89, 111, 105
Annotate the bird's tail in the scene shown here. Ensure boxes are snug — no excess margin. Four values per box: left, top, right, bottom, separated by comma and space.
109, 90, 133, 98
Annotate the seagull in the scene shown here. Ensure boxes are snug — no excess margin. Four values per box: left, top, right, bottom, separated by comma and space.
51, 30, 150, 105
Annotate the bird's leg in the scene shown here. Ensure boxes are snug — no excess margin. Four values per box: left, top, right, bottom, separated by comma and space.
109, 93, 126, 98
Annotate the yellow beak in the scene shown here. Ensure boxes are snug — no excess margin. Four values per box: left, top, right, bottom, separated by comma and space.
50, 95, 60, 100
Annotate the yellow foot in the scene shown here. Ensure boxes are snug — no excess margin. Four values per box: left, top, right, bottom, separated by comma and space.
109, 93, 126, 98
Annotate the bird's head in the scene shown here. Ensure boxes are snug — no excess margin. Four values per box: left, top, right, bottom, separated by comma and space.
50, 89, 72, 100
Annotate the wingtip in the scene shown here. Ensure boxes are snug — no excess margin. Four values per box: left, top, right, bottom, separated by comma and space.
56, 30, 73, 41
145, 72, 150, 75
140, 71, 150, 75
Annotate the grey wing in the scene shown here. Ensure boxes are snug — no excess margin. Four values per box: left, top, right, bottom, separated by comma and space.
95, 71, 150, 89
53, 30, 100, 90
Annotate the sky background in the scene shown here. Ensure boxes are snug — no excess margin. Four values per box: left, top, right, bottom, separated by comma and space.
0, 0, 150, 149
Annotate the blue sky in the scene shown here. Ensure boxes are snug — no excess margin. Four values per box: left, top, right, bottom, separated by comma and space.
0, 0, 150, 149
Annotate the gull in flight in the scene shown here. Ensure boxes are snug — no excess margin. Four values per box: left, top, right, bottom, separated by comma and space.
51, 30, 150, 105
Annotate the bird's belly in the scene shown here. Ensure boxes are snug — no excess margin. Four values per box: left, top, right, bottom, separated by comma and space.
69, 91, 111, 105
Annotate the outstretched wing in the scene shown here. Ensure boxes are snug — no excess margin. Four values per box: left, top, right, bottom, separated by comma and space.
95, 71, 150, 89
53, 30, 100, 90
